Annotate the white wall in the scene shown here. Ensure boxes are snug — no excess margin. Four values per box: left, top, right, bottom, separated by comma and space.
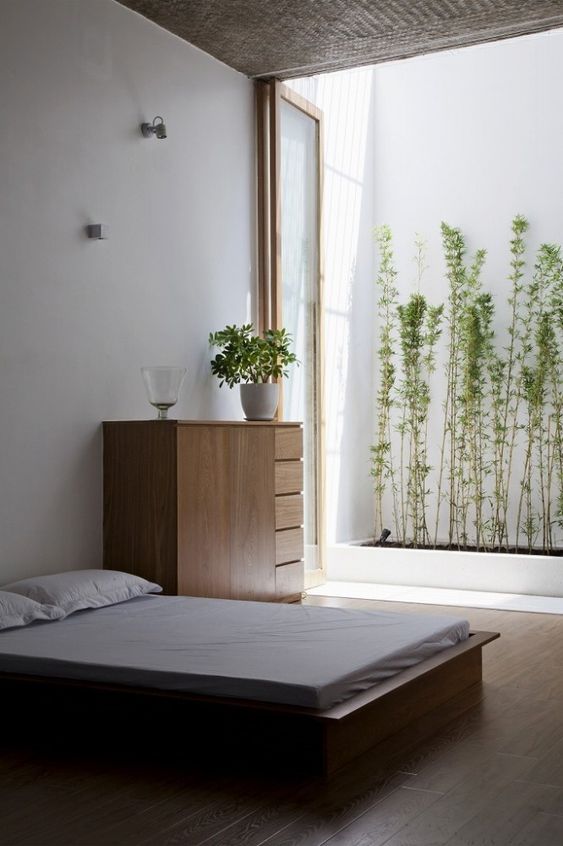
291, 28, 563, 544
373, 28, 563, 546
373, 29, 563, 283
0, 0, 254, 582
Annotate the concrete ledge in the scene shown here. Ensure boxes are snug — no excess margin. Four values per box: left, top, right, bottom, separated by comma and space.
327, 543, 563, 597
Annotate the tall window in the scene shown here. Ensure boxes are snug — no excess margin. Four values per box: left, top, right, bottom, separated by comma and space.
257, 81, 324, 586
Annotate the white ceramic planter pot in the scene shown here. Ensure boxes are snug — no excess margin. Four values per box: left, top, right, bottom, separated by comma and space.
240, 383, 279, 421
327, 542, 563, 597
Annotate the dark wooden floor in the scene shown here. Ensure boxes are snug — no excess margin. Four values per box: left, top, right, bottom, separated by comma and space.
2, 595, 563, 846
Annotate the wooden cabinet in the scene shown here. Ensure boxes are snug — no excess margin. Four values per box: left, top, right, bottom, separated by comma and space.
103, 420, 304, 602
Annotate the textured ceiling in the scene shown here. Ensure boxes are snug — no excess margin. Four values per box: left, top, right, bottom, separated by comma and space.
119, 0, 563, 79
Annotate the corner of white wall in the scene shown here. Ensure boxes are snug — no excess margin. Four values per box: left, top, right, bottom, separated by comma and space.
0, 0, 255, 582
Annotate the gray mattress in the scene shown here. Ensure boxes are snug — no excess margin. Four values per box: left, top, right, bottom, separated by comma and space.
0, 595, 470, 709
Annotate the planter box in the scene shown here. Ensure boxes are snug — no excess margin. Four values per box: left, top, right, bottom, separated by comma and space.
327, 542, 563, 597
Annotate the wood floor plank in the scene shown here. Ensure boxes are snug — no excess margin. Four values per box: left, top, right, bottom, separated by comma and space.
443, 779, 563, 845
374, 752, 536, 845
140, 782, 275, 846
400, 739, 494, 793
200, 765, 414, 846
3, 764, 192, 845
197, 792, 311, 846
70, 781, 220, 846
405, 693, 563, 792
522, 737, 563, 788
320, 786, 444, 846
258, 773, 412, 846
497, 698, 563, 759
510, 812, 563, 845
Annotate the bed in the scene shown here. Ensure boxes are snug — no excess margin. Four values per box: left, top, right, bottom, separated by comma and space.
0, 593, 498, 774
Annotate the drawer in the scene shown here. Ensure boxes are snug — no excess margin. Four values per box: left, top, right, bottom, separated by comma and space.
275, 460, 303, 495
275, 527, 304, 565
276, 561, 304, 600
275, 494, 303, 530
275, 428, 303, 460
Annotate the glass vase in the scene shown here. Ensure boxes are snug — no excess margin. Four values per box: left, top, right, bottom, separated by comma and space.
141, 366, 186, 420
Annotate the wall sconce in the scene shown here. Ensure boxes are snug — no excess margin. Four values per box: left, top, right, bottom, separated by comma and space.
141, 116, 167, 139
86, 224, 109, 240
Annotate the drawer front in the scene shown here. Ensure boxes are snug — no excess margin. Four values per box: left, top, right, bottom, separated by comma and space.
275, 527, 304, 565
275, 428, 303, 460
275, 494, 304, 530
275, 461, 303, 495
276, 561, 304, 600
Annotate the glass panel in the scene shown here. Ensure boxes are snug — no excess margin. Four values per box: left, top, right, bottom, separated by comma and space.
280, 98, 319, 571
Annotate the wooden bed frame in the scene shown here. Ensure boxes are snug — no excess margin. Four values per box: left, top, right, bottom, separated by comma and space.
0, 630, 498, 775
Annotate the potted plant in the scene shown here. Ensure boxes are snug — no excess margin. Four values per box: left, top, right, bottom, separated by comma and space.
209, 323, 298, 420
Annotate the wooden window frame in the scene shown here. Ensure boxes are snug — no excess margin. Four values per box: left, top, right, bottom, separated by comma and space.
256, 79, 325, 589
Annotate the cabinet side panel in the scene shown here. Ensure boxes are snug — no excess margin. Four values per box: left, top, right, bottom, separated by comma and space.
177, 426, 231, 598
103, 422, 177, 594
230, 428, 276, 601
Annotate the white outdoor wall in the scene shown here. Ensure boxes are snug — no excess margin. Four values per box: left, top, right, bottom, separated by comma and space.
373, 28, 563, 545
0, 0, 254, 582
291, 28, 563, 545
373, 29, 563, 281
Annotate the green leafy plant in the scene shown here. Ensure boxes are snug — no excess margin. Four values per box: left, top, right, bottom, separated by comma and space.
371, 225, 400, 539
459, 290, 494, 549
491, 215, 529, 549
209, 324, 298, 388
548, 249, 563, 543
397, 291, 443, 546
371, 216, 563, 556
433, 224, 482, 548
516, 245, 563, 552
372, 233, 443, 547
420, 299, 444, 543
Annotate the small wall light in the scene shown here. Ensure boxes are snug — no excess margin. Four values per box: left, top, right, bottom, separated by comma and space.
86, 223, 109, 240
141, 116, 167, 139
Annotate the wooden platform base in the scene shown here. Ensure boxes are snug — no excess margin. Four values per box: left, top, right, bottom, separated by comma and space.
0, 631, 498, 775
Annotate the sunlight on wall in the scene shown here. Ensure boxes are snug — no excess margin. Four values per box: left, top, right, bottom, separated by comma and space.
287, 70, 374, 543
372, 28, 563, 548
287, 28, 563, 548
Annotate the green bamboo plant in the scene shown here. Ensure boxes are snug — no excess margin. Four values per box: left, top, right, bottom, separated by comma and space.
434, 223, 477, 548
518, 245, 563, 553
548, 250, 563, 542
455, 248, 488, 547
459, 291, 494, 549
515, 245, 560, 552
535, 314, 557, 552
397, 292, 443, 546
371, 218, 563, 555
398, 294, 426, 545
492, 215, 529, 549
420, 301, 443, 543
371, 225, 400, 539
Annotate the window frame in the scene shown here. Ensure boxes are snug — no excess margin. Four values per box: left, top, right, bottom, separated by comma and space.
256, 79, 325, 590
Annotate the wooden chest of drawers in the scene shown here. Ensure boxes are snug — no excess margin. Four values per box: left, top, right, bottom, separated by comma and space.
103, 420, 304, 602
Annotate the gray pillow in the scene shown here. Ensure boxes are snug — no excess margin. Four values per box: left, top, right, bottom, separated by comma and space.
0, 590, 64, 630
1, 569, 162, 617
